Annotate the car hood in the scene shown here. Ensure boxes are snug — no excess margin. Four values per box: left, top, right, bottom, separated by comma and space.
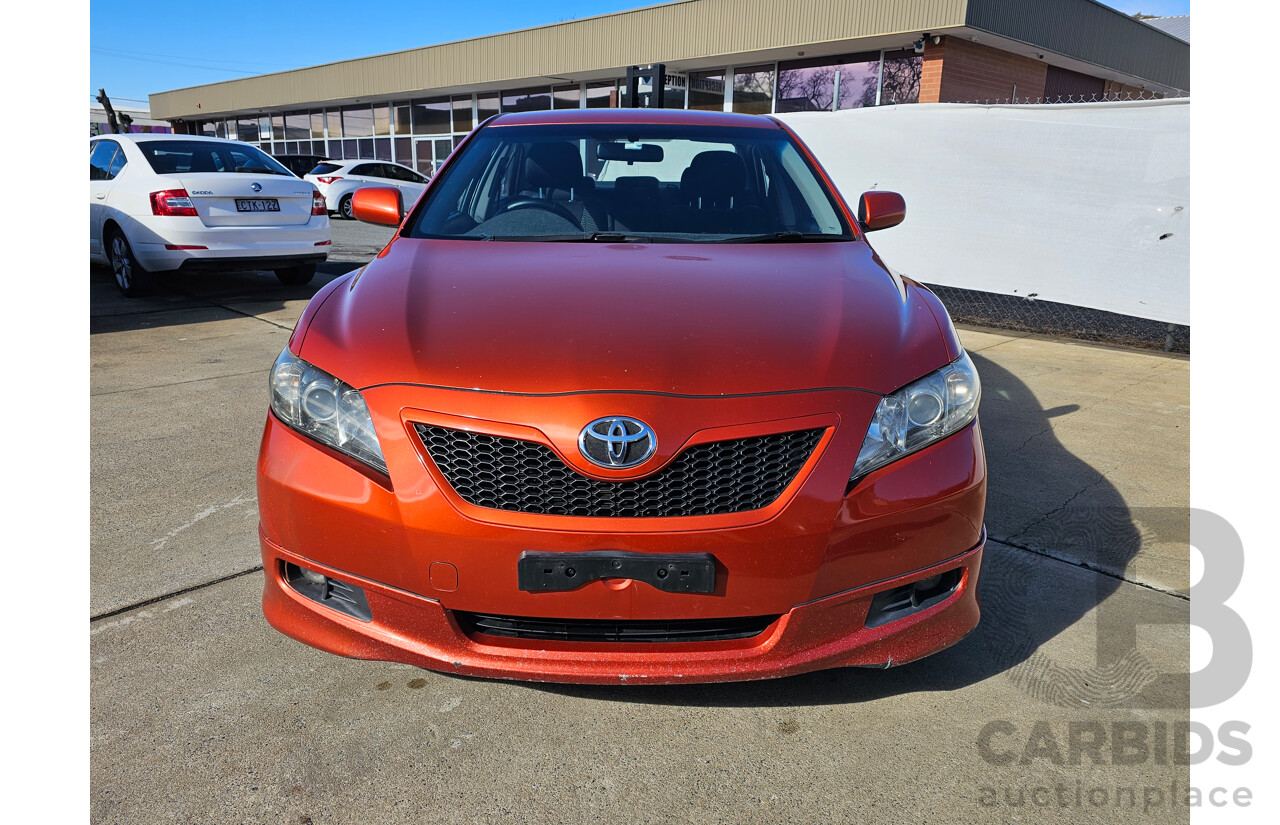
297, 237, 954, 397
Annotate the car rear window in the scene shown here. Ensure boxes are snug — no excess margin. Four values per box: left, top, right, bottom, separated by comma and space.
137, 140, 293, 176
310, 163, 343, 175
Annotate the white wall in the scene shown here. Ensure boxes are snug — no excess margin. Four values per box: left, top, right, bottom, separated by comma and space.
778, 99, 1190, 325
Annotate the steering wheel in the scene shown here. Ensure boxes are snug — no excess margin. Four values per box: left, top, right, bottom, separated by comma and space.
496, 197, 582, 228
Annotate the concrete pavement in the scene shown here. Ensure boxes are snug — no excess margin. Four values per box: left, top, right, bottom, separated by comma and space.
91, 221, 1190, 823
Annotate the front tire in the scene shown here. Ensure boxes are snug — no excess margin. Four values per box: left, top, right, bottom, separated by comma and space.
274, 262, 316, 286
107, 228, 155, 297
339, 194, 354, 220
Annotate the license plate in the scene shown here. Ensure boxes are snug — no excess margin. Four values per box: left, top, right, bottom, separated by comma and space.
518, 551, 717, 594
235, 198, 280, 212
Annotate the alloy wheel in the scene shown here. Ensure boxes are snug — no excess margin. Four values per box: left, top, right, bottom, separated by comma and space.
111, 235, 132, 291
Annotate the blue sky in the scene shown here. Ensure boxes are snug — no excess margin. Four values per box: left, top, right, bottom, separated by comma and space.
90, 0, 1191, 108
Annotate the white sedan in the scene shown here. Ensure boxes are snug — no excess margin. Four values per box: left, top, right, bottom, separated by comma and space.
90, 134, 331, 296
304, 160, 428, 220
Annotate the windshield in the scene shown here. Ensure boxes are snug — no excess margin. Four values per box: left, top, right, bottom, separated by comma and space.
138, 140, 294, 176
407, 123, 852, 242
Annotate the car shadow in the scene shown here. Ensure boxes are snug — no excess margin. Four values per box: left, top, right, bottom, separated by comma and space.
525, 351, 1155, 707
89, 261, 358, 335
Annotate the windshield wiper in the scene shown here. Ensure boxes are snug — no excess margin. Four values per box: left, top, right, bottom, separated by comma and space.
557, 232, 653, 243
468, 232, 653, 243
714, 232, 848, 243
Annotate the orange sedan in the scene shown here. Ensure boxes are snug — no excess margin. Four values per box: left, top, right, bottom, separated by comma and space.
257, 109, 985, 684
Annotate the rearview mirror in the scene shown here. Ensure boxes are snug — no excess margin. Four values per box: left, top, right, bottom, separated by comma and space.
352, 186, 404, 226
595, 142, 664, 163
857, 191, 906, 232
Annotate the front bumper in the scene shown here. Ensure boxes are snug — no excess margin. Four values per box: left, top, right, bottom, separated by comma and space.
257, 384, 986, 684
261, 529, 983, 685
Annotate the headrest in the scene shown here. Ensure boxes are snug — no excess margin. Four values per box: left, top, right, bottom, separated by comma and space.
612, 176, 659, 196
189, 151, 219, 173
681, 151, 748, 204
525, 142, 584, 191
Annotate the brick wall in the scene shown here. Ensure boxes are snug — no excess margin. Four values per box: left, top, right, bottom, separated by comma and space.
920, 37, 1049, 103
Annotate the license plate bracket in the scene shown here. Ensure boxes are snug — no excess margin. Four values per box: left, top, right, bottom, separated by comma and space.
235, 198, 280, 212
518, 551, 716, 594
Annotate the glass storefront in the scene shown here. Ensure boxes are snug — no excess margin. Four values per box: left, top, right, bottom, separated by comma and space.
688, 70, 724, 111
217, 49, 926, 173
776, 52, 881, 112
731, 64, 774, 115
501, 86, 551, 112
879, 49, 923, 105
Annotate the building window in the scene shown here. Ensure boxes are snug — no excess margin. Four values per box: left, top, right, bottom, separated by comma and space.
325, 110, 342, 139
375, 138, 392, 161
342, 107, 373, 138
879, 49, 923, 104
414, 139, 435, 176
776, 52, 881, 112
731, 65, 774, 114
411, 97, 450, 135
284, 112, 308, 141
502, 86, 551, 112
552, 84, 580, 110
237, 117, 259, 142
373, 104, 391, 137
661, 75, 686, 110
434, 138, 452, 173
391, 103, 410, 135
585, 80, 615, 109
688, 70, 725, 111
477, 93, 499, 123
452, 96, 474, 132
395, 137, 412, 166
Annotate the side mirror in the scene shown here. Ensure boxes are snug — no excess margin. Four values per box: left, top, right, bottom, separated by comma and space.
351, 186, 404, 226
857, 191, 906, 232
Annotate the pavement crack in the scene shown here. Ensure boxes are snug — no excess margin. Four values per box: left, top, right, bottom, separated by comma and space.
90, 566, 264, 623
986, 536, 1188, 600
1007, 472, 1110, 545
90, 369, 266, 397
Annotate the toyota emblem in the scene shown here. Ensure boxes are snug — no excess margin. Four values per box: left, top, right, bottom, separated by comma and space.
578, 417, 656, 469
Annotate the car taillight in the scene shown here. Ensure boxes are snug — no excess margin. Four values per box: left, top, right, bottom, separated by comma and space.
311, 189, 327, 216
150, 189, 198, 217
316, 176, 342, 185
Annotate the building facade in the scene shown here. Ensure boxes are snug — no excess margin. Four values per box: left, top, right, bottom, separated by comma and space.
149, 0, 1189, 177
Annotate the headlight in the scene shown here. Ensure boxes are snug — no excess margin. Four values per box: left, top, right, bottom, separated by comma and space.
851, 351, 981, 482
270, 348, 387, 474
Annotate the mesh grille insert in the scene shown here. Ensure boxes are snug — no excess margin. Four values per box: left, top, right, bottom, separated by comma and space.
414, 424, 824, 518
458, 612, 778, 643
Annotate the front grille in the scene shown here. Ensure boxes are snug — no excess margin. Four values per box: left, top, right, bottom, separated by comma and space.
414, 424, 824, 517
458, 612, 778, 643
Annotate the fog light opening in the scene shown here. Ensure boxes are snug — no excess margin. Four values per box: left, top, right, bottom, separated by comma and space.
865, 568, 963, 629
282, 561, 373, 622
